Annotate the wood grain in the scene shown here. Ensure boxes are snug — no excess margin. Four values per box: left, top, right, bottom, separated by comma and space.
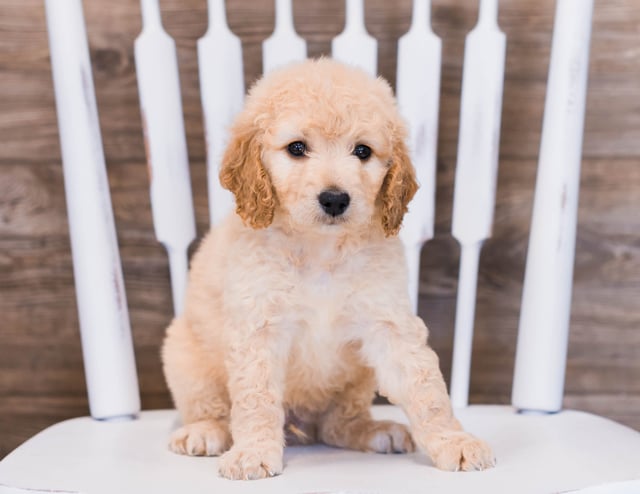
1, 0, 639, 458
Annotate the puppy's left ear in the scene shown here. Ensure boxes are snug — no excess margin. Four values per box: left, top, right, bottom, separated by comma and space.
377, 135, 419, 236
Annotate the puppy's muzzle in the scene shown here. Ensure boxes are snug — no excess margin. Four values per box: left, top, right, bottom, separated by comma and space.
318, 189, 350, 217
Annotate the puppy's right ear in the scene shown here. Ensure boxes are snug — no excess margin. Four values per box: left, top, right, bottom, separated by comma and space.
219, 117, 277, 229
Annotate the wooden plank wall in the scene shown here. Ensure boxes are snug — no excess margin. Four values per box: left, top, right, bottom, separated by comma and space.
1, 0, 639, 458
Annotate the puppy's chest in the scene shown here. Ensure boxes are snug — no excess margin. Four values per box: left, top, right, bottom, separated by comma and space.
290, 259, 359, 328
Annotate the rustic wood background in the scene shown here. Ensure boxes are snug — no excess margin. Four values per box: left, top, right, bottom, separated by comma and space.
1, 0, 639, 458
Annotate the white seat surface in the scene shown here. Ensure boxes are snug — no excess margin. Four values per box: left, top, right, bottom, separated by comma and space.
1, 405, 639, 494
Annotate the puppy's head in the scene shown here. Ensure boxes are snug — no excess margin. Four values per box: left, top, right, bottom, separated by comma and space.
220, 58, 418, 236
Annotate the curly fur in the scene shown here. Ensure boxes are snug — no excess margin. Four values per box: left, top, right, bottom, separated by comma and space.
377, 131, 418, 236
219, 117, 277, 229
162, 58, 494, 481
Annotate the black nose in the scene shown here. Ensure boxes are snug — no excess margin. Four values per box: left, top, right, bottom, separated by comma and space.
318, 189, 350, 217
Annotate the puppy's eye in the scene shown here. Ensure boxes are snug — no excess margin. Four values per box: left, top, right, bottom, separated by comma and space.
353, 144, 372, 161
287, 141, 307, 158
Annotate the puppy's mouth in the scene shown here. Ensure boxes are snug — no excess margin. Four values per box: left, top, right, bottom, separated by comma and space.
316, 213, 349, 226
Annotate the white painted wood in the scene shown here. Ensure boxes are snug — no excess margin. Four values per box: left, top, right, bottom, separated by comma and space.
43, 0, 140, 420
450, 240, 482, 408
512, 0, 595, 413
2, 406, 640, 493
135, 0, 196, 315
450, 0, 506, 408
331, 0, 377, 76
198, 0, 244, 227
262, 0, 307, 73
397, 0, 442, 313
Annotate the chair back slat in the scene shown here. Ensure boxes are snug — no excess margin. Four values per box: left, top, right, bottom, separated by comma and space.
44, 0, 140, 419
512, 0, 595, 413
262, 0, 307, 73
198, 0, 244, 227
449, 0, 506, 408
331, 0, 377, 76
397, 0, 442, 313
134, 0, 196, 315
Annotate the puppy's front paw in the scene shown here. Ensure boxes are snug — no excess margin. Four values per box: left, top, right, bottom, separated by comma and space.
169, 420, 231, 456
218, 444, 283, 480
428, 431, 495, 471
365, 420, 415, 454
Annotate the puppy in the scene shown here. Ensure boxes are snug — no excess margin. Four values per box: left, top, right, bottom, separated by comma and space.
162, 58, 495, 480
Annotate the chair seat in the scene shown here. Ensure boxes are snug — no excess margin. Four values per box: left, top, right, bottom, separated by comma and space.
1, 405, 639, 494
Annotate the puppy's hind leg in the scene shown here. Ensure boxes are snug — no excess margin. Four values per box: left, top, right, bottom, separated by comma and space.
162, 318, 231, 456
318, 368, 415, 454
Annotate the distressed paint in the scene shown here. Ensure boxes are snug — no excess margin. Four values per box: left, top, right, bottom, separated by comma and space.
43, 0, 140, 420
134, 0, 196, 316
450, 0, 506, 409
198, 0, 245, 227
512, 0, 595, 413
397, 0, 442, 313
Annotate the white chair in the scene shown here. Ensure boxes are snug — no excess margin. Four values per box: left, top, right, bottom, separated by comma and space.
1, 0, 639, 493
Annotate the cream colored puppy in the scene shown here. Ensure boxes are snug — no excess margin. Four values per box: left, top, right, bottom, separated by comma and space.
162, 58, 495, 480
